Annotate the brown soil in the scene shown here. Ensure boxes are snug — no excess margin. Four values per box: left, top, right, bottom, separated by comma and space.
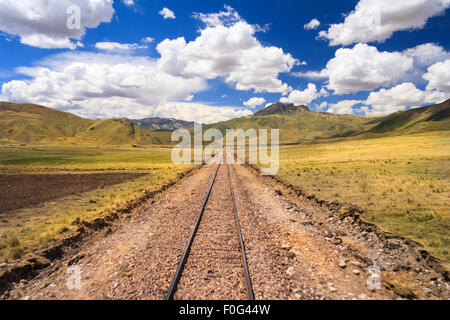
1, 162, 448, 300
0, 173, 145, 214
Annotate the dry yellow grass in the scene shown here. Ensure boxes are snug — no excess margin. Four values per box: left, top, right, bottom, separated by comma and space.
276, 132, 450, 262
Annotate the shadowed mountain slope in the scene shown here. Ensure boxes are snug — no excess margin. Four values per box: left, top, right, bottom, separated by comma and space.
129, 117, 194, 131
0, 102, 171, 145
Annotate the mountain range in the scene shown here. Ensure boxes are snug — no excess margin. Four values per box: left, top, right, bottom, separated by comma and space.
129, 117, 194, 131
206, 99, 450, 144
0, 99, 449, 146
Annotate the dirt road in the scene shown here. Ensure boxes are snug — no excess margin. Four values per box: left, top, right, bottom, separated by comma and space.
4, 162, 449, 300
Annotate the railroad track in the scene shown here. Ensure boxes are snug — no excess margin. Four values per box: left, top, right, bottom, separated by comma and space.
165, 154, 254, 300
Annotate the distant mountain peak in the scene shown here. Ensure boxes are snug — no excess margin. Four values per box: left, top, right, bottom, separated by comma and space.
129, 116, 194, 131
254, 102, 310, 116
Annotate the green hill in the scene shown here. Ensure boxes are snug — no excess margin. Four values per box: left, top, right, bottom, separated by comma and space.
0, 102, 92, 143
0, 102, 171, 146
254, 102, 311, 116
206, 103, 376, 144
367, 99, 450, 135
69, 118, 171, 146
206, 100, 450, 144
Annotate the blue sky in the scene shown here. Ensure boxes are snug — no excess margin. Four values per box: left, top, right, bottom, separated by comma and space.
0, 0, 449, 122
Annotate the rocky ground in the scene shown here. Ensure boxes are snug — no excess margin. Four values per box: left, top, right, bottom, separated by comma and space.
1, 162, 448, 300
173, 164, 248, 300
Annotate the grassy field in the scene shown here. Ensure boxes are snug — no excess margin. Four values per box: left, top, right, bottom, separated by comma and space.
275, 132, 450, 263
0, 145, 176, 172
0, 145, 195, 263
1, 132, 449, 265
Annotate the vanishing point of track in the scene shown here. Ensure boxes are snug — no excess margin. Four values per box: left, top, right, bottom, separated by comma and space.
165, 155, 254, 300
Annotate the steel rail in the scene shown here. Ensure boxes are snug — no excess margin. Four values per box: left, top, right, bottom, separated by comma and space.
227, 163, 255, 300
165, 152, 254, 300
164, 163, 221, 300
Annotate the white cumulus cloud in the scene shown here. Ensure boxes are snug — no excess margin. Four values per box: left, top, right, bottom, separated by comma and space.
156, 6, 297, 94
304, 19, 320, 30
364, 82, 447, 115
404, 43, 450, 68
141, 37, 154, 44
298, 43, 414, 95
156, 102, 252, 124
319, 0, 450, 46
193, 4, 241, 27
122, 0, 134, 6
243, 97, 266, 108
0, 0, 115, 49
0, 51, 254, 123
95, 42, 147, 51
1, 52, 208, 119
318, 101, 328, 110
159, 7, 175, 19
400, 43, 450, 83
423, 59, 450, 93
280, 83, 324, 105
327, 100, 363, 114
